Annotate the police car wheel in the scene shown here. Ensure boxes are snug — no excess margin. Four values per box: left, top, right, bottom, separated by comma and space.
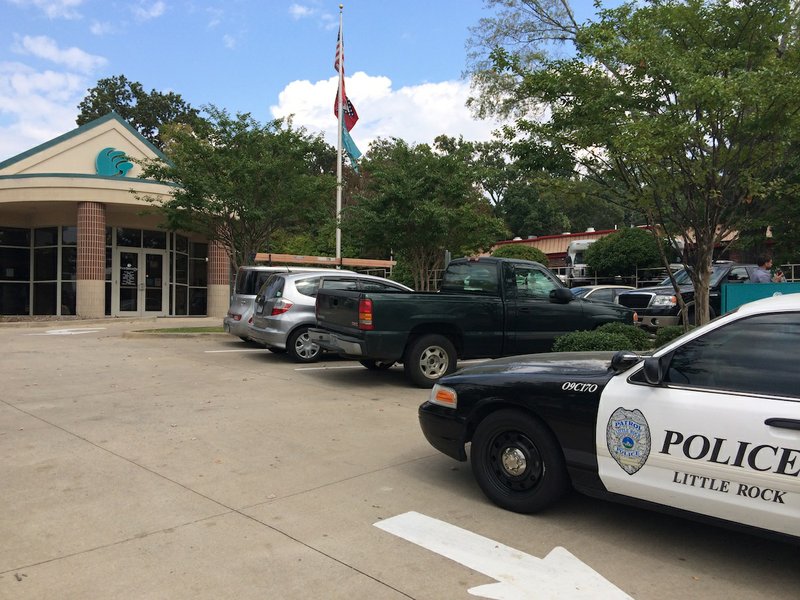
471, 410, 568, 514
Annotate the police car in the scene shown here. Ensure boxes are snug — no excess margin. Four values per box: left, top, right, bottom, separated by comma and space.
418, 294, 800, 540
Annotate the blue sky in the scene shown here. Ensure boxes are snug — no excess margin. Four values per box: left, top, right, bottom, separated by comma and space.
0, 1, 606, 161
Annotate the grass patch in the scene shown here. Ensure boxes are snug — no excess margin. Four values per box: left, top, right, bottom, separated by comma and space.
135, 326, 225, 334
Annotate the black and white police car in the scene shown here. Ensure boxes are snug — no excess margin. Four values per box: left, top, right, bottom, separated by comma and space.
418, 293, 800, 540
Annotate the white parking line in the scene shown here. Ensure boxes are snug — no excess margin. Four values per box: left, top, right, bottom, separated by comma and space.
27, 327, 106, 336
205, 349, 267, 353
295, 365, 364, 371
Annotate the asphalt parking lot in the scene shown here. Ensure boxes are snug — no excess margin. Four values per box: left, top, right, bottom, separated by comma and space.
1, 318, 798, 600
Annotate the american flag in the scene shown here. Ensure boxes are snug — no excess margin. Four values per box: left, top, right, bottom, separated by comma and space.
334, 29, 343, 74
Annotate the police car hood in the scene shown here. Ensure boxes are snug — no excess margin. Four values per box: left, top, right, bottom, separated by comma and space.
451, 351, 621, 380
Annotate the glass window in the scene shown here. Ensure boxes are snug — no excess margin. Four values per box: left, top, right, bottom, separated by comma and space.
0, 227, 30, 247
143, 230, 167, 249
174, 285, 188, 315
513, 266, 559, 299
106, 247, 112, 281
105, 282, 111, 316
665, 312, 800, 397
441, 262, 498, 294
175, 254, 188, 285
319, 278, 358, 292
190, 242, 208, 259
33, 282, 57, 315
34, 227, 58, 247
361, 280, 405, 292
189, 259, 207, 286
106, 227, 113, 247
61, 247, 77, 280
589, 289, 614, 303
259, 275, 286, 300
34, 247, 58, 281
294, 277, 322, 297
0, 248, 31, 281
189, 288, 206, 315
117, 228, 142, 247
0, 282, 29, 314
61, 282, 76, 315
61, 226, 77, 246
175, 234, 188, 253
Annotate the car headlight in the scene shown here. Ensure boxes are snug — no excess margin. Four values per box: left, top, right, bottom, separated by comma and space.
429, 384, 457, 408
651, 294, 677, 306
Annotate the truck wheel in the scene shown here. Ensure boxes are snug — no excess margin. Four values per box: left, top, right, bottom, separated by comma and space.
287, 327, 321, 363
471, 410, 569, 514
403, 334, 457, 388
360, 360, 395, 371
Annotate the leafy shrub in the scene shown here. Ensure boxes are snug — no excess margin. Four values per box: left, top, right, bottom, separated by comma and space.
552, 331, 634, 352
584, 228, 661, 276
654, 325, 692, 347
595, 322, 651, 350
492, 243, 549, 266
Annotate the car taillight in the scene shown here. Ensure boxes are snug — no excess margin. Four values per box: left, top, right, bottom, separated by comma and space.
271, 298, 294, 316
358, 298, 374, 330
232, 314, 241, 321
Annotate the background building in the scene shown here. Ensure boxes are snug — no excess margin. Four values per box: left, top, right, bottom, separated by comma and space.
0, 113, 229, 319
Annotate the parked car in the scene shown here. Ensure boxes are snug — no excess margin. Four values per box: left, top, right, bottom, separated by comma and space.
222, 266, 347, 342
249, 271, 411, 362
418, 293, 800, 541
570, 285, 635, 303
310, 257, 634, 388
616, 262, 757, 331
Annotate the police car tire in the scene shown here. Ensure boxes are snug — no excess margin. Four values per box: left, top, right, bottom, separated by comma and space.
403, 334, 457, 388
471, 410, 569, 514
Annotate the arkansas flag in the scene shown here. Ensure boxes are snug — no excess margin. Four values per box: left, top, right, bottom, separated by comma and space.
334, 84, 359, 132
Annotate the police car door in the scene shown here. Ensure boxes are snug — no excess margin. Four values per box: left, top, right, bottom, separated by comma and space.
596, 310, 800, 537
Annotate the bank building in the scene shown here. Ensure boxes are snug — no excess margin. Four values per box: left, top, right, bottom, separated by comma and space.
0, 112, 230, 319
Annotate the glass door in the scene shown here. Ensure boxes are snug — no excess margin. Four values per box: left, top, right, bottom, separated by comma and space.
114, 250, 168, 316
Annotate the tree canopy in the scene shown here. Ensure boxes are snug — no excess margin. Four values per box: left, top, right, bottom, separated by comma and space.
138, 107, 337, 270
585, 227, 661, 277
343, 137, 509, 290
484, 0, 800, 324
491, 243, 549, 265
77, 74, 204, 149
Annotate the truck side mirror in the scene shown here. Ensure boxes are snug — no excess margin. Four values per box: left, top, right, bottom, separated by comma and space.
549, 288, 574, 304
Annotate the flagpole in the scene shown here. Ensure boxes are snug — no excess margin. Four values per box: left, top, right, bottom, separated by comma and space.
335, 5, 344, 261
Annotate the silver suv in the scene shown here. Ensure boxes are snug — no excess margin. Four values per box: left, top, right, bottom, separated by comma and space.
223, 266, 341, 342
249, 271, 411, 362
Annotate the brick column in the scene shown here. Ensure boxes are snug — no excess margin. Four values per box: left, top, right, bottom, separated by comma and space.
206, 240, 230, 318
76, 202, 106, 318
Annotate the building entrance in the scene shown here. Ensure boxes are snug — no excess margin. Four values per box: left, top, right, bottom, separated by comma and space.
114, 249, 168, 316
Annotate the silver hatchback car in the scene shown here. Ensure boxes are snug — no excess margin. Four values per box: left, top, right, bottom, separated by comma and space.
249, 271, 411, 362
223, 266, 337, 342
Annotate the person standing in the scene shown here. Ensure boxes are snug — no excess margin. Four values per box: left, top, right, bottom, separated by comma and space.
750, 256, 784, 283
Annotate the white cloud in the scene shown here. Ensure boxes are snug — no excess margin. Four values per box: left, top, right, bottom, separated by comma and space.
89, 21, 115, 35
0, 62, 86, 160
223, 34, 237, 49
270, 72, 502, 153
288, 4, 314, 19
12, 35, 107, 73
8, 0, 84, 20
132, 1, 166, 21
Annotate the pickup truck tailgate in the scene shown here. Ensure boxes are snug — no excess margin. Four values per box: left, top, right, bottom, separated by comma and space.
315, 288, 364, 331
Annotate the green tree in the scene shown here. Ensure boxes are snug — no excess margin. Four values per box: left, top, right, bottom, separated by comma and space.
584, 227, 660, 277
77, 75, 204, 150
487, 0, 800, 325
343, 137, 508, 290
138, 107, 337, 270
491, 243, 549, 266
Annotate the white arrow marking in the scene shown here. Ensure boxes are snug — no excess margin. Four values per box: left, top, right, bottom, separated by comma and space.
28, 327, 106, 336
374, 511, 633, 600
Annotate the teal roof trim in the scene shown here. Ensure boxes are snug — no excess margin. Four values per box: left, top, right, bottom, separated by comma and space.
0, 111, 170, 171
0, 172, 180, 188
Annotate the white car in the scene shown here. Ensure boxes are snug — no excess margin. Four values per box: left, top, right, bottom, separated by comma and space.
570, 284, 635, 303
419, 293, 800, 540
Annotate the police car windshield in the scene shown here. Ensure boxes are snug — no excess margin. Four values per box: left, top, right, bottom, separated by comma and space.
659, 264, 729, 287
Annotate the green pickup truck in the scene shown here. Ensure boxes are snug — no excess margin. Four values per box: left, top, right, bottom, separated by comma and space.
309, 256, 634, 387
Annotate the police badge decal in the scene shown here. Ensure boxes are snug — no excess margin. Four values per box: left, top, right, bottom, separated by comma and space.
607, 408, 651, 475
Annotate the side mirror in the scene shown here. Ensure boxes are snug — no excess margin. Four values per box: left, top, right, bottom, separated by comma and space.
549, 288, 574, 304
610, 351, 642, 374
643, 357, 664, 385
